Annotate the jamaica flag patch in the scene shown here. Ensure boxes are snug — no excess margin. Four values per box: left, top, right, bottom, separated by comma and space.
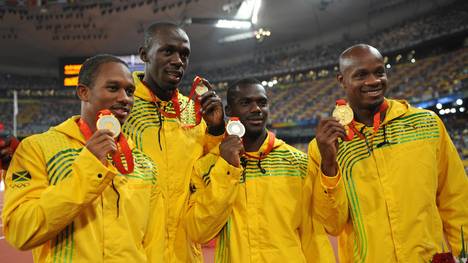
12, 170, 32, 182
9, 170, 32, 188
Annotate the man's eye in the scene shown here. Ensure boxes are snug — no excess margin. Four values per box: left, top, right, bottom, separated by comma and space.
126, 88, 135, 96
355, 72, 366, 79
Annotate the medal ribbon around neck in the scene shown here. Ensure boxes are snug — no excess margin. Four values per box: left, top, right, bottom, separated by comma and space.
144, 76, 207, 128
78, 109, 134, 174
336, 99, 388, 141
243, 131, 278, 160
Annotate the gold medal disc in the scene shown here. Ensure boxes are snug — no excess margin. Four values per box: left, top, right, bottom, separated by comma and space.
96, 115, 121, 138
195, 83, 209, 96
332, 104, 354, 126
194, 76, 209, 96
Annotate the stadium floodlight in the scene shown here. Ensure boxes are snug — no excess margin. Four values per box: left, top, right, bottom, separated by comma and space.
456, 99, 463, 105
218, 31, 256, 43
386, 64, 391, 69
450, 108, 456, 113
436, 103, 443, 109
252, 0, 262, 24
439, 109, 445, 115
236, 0, 262, 23
261, 81, 267, 86
411, 58, 416, 63
460, 107, 465, 112
215, 19, 252, 29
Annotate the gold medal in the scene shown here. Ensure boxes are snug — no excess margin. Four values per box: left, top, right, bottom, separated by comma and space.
195, 84, 209, 96
96, 114, 121, 138
194, 77, 209, 96
226, 118, 245, 137
332, 104, 354, 126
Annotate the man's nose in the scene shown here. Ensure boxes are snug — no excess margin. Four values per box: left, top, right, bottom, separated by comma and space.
364, 74, 382, 86
170, 53, 183, 66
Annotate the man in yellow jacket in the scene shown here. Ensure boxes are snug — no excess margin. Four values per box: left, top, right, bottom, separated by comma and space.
2, 55, 164, 262
186, 78, 349, 262
333, 44, 468, 262
122, 22, 225, 262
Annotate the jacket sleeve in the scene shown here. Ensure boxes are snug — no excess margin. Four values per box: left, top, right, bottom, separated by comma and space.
199, 120, 225, 154
2, 137, 117, 250
307, 139, 349, 236
144, 166, 166, 263
434, 116, 468, 256
185, 150, 243, 244
299, 151, 338, 263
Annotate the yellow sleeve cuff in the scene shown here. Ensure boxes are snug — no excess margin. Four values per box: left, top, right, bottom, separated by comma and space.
319, 167, 342, 190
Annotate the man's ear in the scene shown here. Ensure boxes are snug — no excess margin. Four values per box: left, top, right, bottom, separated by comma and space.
225, 105, 231, 117
337, 73, 345, 89
76, 84, 90, 102
139, 46, 148, 63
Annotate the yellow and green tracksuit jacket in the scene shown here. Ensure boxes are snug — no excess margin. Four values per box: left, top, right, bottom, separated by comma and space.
2, 116, 164, 263
334, 99, 468, 263
186, 132, 348, 262
122, 72, 222, 263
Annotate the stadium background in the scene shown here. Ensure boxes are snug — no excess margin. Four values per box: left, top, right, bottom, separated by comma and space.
0, 0, 467, 262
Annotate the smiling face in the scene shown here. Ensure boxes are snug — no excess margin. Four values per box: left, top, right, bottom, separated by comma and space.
338, 45, 387, 111
140, 25, 190, 94
78, 61, 135, 125
226, 83, 269, 137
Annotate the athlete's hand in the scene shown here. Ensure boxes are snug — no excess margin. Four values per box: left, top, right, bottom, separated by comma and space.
199, 79, 225, 136
315, 118, 346, 176
85, 130, 117, 165
220, 135, 245, 168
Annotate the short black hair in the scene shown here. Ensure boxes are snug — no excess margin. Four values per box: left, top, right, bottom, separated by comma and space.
78, 54, 128, 87
226, 78, 262, 105
143, 21, 180, 49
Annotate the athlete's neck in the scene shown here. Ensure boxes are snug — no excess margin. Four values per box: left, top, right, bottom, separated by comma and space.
142, 74, 174, 101
352, 104, 386, 127
243, 130, 268, 152
80, 112, 97, 133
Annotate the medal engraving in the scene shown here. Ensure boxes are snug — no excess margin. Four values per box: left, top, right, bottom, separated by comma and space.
226, 119, 245, 137
332, 104, 354, 126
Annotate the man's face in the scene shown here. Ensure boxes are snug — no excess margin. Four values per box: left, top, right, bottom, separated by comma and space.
83, 62, 135, 125
141, 27, 190, 92
338, 49, 387, 111
227, 84, 269, 137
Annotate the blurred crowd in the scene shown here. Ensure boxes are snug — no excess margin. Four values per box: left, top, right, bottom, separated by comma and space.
188, 0, 468, 82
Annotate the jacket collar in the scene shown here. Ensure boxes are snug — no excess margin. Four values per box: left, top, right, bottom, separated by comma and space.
352, 98, 409, 130
132, 71, 182, 104
244, 131, 285, 158
133, 71, 154, 102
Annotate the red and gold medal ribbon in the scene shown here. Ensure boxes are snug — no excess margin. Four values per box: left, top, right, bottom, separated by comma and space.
243, 131, 278, 160
143, 78, 205, 128
77, 110, 134, 174
335, 99, 357, 141
338, 99, 389, 141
